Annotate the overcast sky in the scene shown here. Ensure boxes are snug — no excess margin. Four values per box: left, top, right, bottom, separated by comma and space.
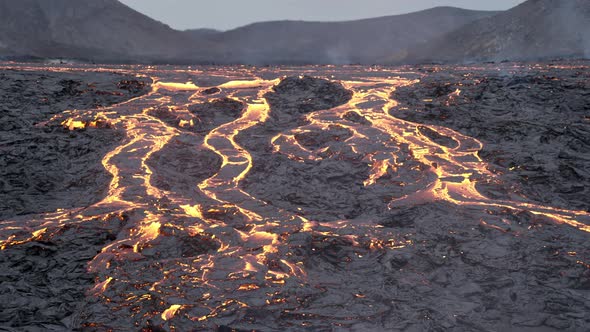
119, 0, 526, 31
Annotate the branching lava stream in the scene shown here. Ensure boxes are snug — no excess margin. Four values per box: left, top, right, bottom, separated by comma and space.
1, 63, 589, 331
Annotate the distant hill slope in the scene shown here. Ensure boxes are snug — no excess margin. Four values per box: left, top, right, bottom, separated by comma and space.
184, 28, 221, 40
203, 7, 498, 64
407, 0, 590, 63
0, 0, 588, 64
0, 0, 195, 61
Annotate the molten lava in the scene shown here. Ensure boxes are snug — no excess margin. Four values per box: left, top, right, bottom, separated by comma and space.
0, 62, 588, 330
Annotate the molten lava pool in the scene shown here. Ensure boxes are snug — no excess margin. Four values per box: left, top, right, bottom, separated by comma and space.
1, 62, 589, 331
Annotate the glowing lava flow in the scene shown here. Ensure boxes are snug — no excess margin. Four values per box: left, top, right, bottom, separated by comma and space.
0, 64, 588, 330
198, 79, 279, 200
272, 77, 590, 232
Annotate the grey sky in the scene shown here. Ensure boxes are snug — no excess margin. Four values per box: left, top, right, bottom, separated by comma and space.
119, 0, 526, 31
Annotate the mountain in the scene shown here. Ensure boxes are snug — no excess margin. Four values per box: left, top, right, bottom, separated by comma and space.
407, 0, 590, 63
0, 0, 587, 64
184, 28, 221, 40
0, 0, 196, 62
0, 2, 497, 64
202, 7, 498, 64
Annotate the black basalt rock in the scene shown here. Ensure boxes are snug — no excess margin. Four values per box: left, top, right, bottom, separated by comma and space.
264, 76, 353, 118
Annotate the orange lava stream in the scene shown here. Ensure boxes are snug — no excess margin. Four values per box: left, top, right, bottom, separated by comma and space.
0, 64, 588, 329
198, 78, 279, 202
273, 77, 590, 232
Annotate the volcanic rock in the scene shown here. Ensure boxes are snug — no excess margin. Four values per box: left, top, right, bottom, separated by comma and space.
0, 70, 150, 218
265, 76, 353, 120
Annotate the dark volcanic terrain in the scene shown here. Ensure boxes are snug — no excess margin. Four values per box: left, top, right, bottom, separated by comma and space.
0, 69, 150, 218
0, 62, 589, 331
0, 67, 151, 330
393, 63, 590, 211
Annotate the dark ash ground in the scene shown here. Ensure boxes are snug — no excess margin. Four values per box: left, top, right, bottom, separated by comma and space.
0, 62, 589, 332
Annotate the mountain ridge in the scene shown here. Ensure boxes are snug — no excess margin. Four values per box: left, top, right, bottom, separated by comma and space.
203, 7, 497, 64
0, 0, 588, 64
222, 6, 490, 28
0, 0, 195, 61
405, 0, 590, 63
